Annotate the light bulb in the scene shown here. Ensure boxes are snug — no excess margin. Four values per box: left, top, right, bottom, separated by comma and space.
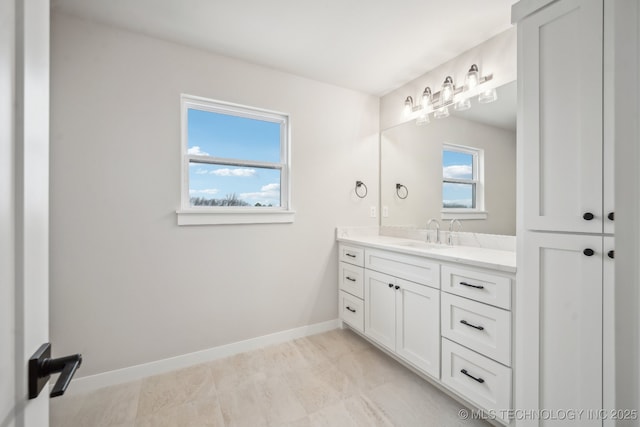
454, 97, 471, 111
434, 106, 449, 119
465, 64, 479, 91
421, 87, 432, 110
478, 87, 498, 104
441, 76, 454, 105
416, 112, 430, 126
404, 96, 414, 117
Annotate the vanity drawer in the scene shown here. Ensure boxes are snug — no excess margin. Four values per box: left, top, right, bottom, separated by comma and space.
339, 244, 364, 267
365, 248, 440, 288
441, 293, 511, 366
339, 262, 364, 299
339, 291, 364, 333
441, 338, 511, 423
441, 264, 511, 309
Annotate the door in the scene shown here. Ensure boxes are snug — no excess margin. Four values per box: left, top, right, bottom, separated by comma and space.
1, 0, 51, 425
364, 270, 396, 352
520, 0, 603, 233
395, 278, 440, 378
521, 232, 602, 425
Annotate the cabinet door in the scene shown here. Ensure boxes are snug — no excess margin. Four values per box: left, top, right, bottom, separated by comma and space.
395, 278, 440, 379
364, 269, 396, 352
520, 232, 602, 424
520, 0, 603, 233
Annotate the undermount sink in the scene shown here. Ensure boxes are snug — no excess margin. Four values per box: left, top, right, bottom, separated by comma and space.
396, 241, 451, 250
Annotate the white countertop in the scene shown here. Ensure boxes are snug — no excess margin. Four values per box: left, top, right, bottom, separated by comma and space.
337, 233, 516, 274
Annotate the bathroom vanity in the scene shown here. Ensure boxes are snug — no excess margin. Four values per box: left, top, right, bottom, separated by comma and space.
336, 228, 516, 424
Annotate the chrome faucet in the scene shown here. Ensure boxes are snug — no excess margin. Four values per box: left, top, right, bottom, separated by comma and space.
426, 219, 441, 244
448, 219, 463, 246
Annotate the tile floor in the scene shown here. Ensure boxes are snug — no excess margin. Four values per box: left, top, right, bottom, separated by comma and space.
51, 328, 490, 427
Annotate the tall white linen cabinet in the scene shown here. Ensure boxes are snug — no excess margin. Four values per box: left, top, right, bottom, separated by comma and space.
513, 0, 639, 426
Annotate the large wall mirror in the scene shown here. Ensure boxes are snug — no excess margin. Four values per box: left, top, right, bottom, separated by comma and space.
380, 81, 517, 235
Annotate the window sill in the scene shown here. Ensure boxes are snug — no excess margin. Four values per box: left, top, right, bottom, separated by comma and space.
176, 209, 296, 225
441, 210, 488, 220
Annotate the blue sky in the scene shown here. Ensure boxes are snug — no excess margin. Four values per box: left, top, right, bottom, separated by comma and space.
187, 109, 282, 206
442, 150, 474, 208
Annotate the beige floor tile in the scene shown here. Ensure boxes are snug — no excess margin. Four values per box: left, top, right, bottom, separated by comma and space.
255, 375, 307, 425
218, 379, 269, 427
261, 341, 310, 375
51, 329, 492, 427
209, 349, 270, 394
135, 398, 224, 427
72, 381, 141, 427
137, 363, 216, 417
366, 379, 491, 427
307, 394, 393, 427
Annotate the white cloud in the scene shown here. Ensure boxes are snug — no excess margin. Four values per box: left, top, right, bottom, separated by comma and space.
443, 165, 472, 179
240, 183, 280, 200
187, 146, 210, 156
210, 168, 256, 177
189, 188, 219, 195
260, 183, 280, 191
194, 169, 209, 174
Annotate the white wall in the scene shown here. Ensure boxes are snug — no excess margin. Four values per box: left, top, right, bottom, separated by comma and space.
50, 13, 379, 378
380, 28, 516, 131
381, 116, 516, 235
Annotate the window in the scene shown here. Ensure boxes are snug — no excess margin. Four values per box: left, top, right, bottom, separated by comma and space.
177, 95, 294, 225
442, 144, 486, 220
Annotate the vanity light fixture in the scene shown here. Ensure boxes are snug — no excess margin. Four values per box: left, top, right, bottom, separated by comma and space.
421, 87, 432, 110
478, 87, 498, 104
404, 96, 414, 117
464, 64, 479, 90
441, 76, 455, 105
403, 64, 496, 125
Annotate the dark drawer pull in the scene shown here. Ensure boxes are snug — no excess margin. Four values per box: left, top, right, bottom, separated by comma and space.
460, 281, 484, 289
346, 306, 356, 313
461, 369, 485, 384
583, 212, 595, 221
608, 250, 614, 259
460, 320, 484, 331
345, 253, 356, 258
583, 248, 595, 257
388, 283, 394, 288
395, 285, 400, 290
608, 212, 614, 221
346, 276, 356, 282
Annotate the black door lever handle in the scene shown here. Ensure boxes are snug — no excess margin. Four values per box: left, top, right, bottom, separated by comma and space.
29, 343, 82, 399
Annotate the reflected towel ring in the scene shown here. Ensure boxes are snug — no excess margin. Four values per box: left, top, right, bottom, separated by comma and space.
396, 183, 408, 199
355, 181, 368, 198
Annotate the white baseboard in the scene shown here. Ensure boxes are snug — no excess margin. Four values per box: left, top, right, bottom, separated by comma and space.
66, 318, 340, 396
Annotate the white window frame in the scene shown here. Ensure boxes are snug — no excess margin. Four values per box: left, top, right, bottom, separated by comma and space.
176, 94, 294, 225
441, 143, 487, 220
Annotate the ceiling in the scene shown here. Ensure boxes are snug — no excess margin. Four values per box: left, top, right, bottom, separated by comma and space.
51, 0, 515, 96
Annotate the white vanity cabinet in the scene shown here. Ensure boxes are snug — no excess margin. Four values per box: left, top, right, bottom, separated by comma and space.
364, 268, 440, 378
363, 248, 441, 378
338, 244, 365, 333
516, 0, 610, 235
439, 264, 513, 423
337, 239, 515, 424
514, 0, 616, 423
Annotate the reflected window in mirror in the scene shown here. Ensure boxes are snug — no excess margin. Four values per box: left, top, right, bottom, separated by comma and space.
442, 144, 486, 220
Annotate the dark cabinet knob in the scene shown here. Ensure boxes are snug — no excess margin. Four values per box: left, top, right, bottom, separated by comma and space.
608, 250, 614, 259
583, 248, 595, 256
388, 283, 394, 288
583, 212, 594, 220
395, 285, 400, 290
608, 212, 614, 221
